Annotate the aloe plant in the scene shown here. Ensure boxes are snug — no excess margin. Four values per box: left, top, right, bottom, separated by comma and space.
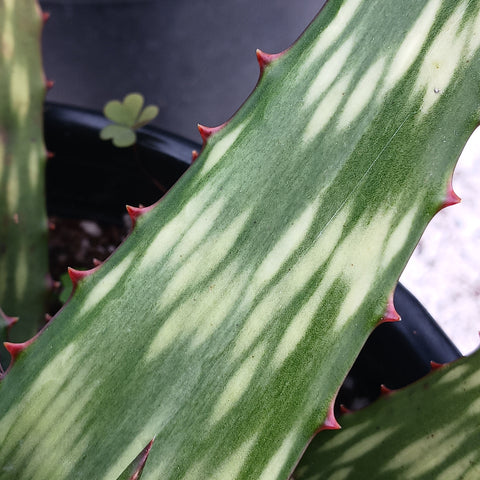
294, 349, 480, 479
0, 0, 479, 479
0, 0, 49, 352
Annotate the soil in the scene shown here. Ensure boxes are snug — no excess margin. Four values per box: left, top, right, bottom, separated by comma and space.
47, 215, 129, 314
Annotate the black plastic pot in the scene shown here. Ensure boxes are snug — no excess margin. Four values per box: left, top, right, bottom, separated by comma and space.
44, 103, 462, 411
39, 0, 324, 142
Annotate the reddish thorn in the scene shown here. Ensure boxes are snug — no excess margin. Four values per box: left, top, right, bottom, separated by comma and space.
46, 273, 55, 289
256, 49, 284, 73
48, 220, 56, 231
126, 204, 154, 227
46, 79, 55, 90
42, 11, 50, 24
52, 280, 61, 289
430, 360, 445, 371
380, 384, 393, 396
197, 123, 226, 144
318, 398, 341, 432
45, 313, 52, 323
4, 336, 36, 364
129, 438, 155, 480
191, 150, 199, 163
47, 151, 55, 159
0, 309, 18, 330
68, 266, 96, 289
440, 176, 461, 210
12, 213, 19, 224
93, 258, 103, 267
378, 291, 400, 325
339, 404, 352, 415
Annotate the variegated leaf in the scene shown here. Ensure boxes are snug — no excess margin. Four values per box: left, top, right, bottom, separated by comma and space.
294, 349, 480, 479
1, 0, 480, 479
0, 0, 49, 352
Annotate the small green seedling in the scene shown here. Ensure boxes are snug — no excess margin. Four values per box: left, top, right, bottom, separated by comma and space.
100, 93, 159, 147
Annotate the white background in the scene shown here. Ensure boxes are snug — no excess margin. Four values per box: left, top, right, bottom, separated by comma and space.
401, 126, 480, 354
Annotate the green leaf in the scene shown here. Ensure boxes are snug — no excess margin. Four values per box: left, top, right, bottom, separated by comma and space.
134, 105, 159, 129
0, 0, 49, 345
100, 124, 137, 148
101, 93, 158, 147
1, 0, 480, 479
294, 349, 480, 479
104, 93, 145, 127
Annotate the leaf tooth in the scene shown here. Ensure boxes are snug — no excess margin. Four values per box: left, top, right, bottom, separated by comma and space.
67, 266, 98, 290
126, 204, 154, 228
92, 258, 103, 267
318, 397, 341, 432
128, 438, 155, 480
4, 334, 38, 366
377, 291, 400, 325
439, 175, 461, 210
41, 11, 50, 24
197, 123, 226, 145
339, 404, 352, 415
255, 49, 285, 74
379, 384, 394, 397
0, 309, 19, 331
46, 79, 55, 91
430, 360, 445, 371
191, 149, 199, 163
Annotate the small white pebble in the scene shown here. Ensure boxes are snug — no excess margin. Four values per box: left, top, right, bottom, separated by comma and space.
79, 220, 102, 237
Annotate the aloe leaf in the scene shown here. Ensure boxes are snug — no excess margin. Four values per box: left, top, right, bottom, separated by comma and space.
294, 350, 480, 479
0, 0, 48, 351
1, 0, 480, 479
